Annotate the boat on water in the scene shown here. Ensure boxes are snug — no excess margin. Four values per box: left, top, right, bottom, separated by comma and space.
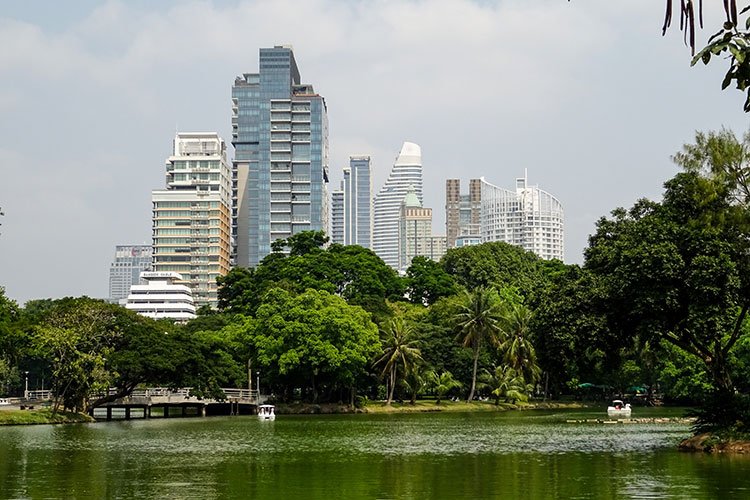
258, 404, 276, 420
607, 399, 631, 418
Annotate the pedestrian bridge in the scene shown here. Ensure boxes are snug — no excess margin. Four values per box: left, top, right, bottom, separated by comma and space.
90, 387, 263, 420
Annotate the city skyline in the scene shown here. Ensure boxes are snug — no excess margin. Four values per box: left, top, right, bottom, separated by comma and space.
1, 0, 748, 303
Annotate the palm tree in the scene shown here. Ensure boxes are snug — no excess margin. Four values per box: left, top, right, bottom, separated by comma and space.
498, 302, 541, 386
374, 316, 422, 405
400, 363, 427, 405
479, 365, 531, 406
426, 370, 462, 404
454, 287, 504, 402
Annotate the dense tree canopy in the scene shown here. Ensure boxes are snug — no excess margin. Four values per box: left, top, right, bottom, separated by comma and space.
218, 232, 403, 318
242, 288, 380, 403
586, 170, 750, 394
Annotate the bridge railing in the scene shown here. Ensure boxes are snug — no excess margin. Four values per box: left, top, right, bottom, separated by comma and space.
26, 390, 53, 401
92, 387, 259, 403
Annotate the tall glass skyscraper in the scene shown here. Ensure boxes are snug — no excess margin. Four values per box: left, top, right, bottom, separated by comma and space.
343, 155, 372, 248
232, 46, 329, 267
373, 142, 423, 269
108, 245, 152, 303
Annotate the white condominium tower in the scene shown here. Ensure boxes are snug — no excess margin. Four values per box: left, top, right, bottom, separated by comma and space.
480, 173, 564, 260
151, 133, 232, 308
373, 142, 423, 269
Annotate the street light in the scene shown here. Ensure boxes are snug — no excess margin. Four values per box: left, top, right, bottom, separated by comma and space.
257, 371, 261, 398
23, 371, 29, 400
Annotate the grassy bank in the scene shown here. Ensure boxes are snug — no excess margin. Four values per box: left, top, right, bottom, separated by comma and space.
275, 399, 587, 415
0, 408, 94, 426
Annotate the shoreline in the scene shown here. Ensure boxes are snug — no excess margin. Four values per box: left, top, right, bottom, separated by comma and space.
0, 408, 94, 426
276, 400, 588, 415
678, 432, 750, 454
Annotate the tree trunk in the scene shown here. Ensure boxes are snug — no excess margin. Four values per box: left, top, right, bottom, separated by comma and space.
386, 365, 396, 405
467, 348, 479, 402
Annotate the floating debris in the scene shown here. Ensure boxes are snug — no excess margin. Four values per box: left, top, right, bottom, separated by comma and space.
565, 417, 695, 424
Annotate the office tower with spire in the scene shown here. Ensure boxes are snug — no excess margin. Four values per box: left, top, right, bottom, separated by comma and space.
151, 132, 232, 308
398, 186, 445, 272
232, 46, 329, 267
373, 142, 423, 269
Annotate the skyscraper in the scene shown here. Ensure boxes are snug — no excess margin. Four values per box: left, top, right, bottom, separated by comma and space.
151, 132, 232, 308
343, 155, 372, 248
232, 46, 329, 267
373, 142, 423, 269
480, 173, 564, 260
108, 245, 152, 303
445, 178, 481, 248
330, 186, 344, 244
398, 186, 445, 272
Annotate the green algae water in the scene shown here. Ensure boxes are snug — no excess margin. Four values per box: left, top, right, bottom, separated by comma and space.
1, 408, 749, 499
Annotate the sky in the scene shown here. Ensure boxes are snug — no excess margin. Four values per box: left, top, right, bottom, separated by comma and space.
1, 0, 749, 304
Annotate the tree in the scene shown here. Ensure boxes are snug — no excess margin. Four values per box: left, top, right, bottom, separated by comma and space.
248, 288, 380, 403
585, 169, 750, 395
374, 316, 423, 405
454, 287, 504, 402
479, 365, 530, 406
30, 298, 123, 412
217, 233, 404, 317
657, 1, 750, 111
425, 370, 462, 404
498, 298, 541, 386
405, 256, 459, 306
441, 241, 543, 300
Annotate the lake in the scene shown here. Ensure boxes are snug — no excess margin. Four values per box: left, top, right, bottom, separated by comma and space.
1, 407, 750, 498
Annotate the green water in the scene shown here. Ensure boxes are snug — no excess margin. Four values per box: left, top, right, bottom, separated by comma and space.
1, 407, 749, 499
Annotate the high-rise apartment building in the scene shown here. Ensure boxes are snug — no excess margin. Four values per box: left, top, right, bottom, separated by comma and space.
331, 186, 344, 244
343, 156, 372, 248
480, 174, 564, 260
108, 245, 152, 303
232, 46, 329, 267
445, 178, 481, 248
151, 133, 232, 308
373, 142, 423, 269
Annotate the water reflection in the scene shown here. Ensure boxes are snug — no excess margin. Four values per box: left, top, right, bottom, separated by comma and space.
1, 410, 750, 498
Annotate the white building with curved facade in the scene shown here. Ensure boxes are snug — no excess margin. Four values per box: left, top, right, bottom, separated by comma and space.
125, 271, 197, 322
373, 142, 423, 269
480, 174, 564, 261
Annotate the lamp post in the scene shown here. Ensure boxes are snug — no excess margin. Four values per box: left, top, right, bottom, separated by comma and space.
23, 371, 29, 400
257, 371, 261, 398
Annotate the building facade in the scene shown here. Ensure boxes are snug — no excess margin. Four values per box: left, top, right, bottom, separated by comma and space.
445, 178, 481, 248
125, 271, 196, 321
151, 133, 232, 308
330, 186, 344, 244
398, 186, 446, 272
479, 174, 564, 260
232, 46, 329, 267
343, 155, 372, 248
108, 245, 152, 303
373, 142, 423, 269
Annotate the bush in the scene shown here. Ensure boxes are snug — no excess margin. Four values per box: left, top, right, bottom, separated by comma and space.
688, 392, 750, 436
